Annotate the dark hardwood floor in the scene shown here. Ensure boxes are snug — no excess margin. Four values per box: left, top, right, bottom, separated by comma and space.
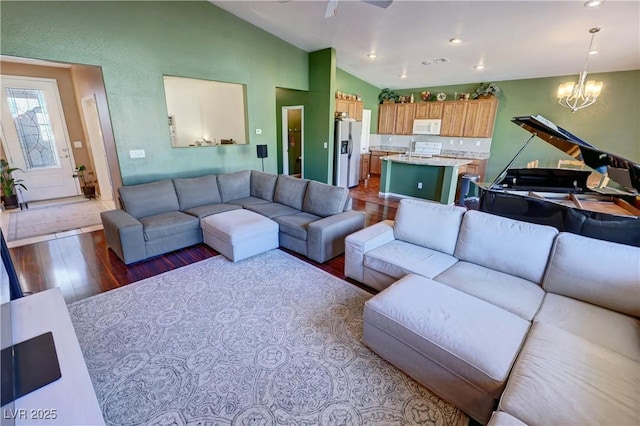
10, 175, 399, 303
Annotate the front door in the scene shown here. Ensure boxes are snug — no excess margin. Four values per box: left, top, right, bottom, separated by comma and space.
0, 75, 79, 201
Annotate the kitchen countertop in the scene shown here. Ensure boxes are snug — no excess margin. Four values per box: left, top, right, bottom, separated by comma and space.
369, 146, 489, 160
381, 154, 472, 167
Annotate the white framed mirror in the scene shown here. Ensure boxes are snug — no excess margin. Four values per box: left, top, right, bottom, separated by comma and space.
163, 75, 248, 147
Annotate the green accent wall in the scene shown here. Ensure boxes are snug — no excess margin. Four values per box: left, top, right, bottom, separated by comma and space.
1, 1, 309, 184
395, 70, 640, 181
336, 68, 380, 133
305, 49, 336, 183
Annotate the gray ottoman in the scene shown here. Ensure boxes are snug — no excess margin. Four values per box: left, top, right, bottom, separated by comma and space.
201, 209, 279, 262
363, 273, 531, 424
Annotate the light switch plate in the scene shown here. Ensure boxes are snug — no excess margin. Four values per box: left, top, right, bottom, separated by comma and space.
255, 128, 262, 134
129, 149, 146, 158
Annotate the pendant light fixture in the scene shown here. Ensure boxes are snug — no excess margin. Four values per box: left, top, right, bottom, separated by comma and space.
557, 28, 603, 112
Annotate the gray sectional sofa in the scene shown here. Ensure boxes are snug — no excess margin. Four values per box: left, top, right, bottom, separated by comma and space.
345, 199, 639, 425
101, 170, 365, 264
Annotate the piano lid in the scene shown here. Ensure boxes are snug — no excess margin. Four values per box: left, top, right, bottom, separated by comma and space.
511, 115, 640, 193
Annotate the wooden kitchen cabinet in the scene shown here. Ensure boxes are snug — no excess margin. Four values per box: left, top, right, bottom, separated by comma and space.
369, 150, 388, 175
394, 103, 416, 135
360, 153, 371, 181
335, 99, 364, 122
458, 158, 488, 181
377, 104, 396, 134
355, 101, 363, 121
440, 101, 468, 136
415, 102, 444, 119
463, 98, 498, 137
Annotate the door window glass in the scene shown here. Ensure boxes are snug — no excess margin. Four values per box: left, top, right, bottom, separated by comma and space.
4, 87, 59, 169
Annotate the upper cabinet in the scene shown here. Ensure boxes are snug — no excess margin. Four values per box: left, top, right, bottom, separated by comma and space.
462, 98, 498, 137
336, 98, 364, 122
378, 103, 396, 134
415, 102, 443, 119
377, 99, 498, 137
440, 101, 468, 136
394, 103, 416, 135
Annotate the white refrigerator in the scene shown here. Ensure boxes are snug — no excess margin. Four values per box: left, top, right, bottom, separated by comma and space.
333, 119, 361, 188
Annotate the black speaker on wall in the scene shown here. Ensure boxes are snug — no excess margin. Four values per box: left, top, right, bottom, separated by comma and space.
256, 145, 268, 171
256, 145, 268, 159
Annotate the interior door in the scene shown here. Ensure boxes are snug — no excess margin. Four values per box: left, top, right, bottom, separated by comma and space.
0, 76, 79, 201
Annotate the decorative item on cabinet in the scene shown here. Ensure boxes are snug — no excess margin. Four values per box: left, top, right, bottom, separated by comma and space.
335, 97, 364, 122
378, 88, 399, 104
470, 82, 501, 99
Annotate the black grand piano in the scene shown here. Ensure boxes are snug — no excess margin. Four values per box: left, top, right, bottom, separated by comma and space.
478, 115, 640, 247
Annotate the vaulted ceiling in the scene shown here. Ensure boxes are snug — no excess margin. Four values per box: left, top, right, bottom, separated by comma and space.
211, 0, 640, 89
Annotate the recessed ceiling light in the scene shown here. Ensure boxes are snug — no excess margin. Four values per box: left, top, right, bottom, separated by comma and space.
449, 37, 463, 44
584, 0, 603, 7
474, 64, 485, 70
367, 53, 377, 59
588, 50, 599, 55
421, 60, 433, 66
400, 73, 407, 79
433, 58, 449, 64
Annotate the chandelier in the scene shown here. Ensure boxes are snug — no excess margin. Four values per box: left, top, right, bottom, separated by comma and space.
557, 28, 603, 112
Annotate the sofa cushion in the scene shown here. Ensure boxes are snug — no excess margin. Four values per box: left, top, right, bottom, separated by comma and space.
172, 175, 221, 210
393, 199, 466, 255
454, 210, 558, 284
226, 197, 270, 208
274, 175, 308, 210
302, 181, 349, 217
487, 412, 527, 426
245, 202, 301, 219
365, 240, 458, 280
499, 322, 640, 426
250, 170, 278, 202
535, 293, 640, 361
542, 232, 640, 318
435, 261, 545, 321
217, 170, 251, 202
139, 211, 200, 241
365, 274, 530, 398
119, 179, 179, 219
273, 212, 321, 241
182, 203, 241, 220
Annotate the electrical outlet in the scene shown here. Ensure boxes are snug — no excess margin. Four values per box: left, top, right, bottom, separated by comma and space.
73, 141, 82, 148
476, 140, 481, 147
459, 139, 464, 145
129, 149, 146, 158
450, 139, 454, 145
255, 128, 262, 135
417, 182, 423, 189
323, 142, 328, 149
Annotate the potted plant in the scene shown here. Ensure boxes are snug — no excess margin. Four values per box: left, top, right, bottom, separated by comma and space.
378, 88, 399, 104
72, 165, 97, 199
0, 159, 27, 210
470, 82, 501, 99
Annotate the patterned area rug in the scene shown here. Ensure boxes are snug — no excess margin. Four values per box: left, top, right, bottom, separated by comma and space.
68, 250, 467, 426
7, 199, 102, 241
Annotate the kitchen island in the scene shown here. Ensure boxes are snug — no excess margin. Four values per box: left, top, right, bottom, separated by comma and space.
379, 154, 471, 204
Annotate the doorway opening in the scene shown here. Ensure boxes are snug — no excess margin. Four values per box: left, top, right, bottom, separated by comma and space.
0, 56, 120, 206
281, 106, 303, 177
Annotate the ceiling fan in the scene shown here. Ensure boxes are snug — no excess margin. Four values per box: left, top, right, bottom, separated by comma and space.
324, 0, 393, 18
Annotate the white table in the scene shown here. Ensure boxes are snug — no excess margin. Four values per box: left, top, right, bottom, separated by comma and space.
3, 288, 104, 425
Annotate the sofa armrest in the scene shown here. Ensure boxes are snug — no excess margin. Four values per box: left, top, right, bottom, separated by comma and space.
100, 209, 147, 265
344, 220, 395, 282
306, 210, 366, 263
